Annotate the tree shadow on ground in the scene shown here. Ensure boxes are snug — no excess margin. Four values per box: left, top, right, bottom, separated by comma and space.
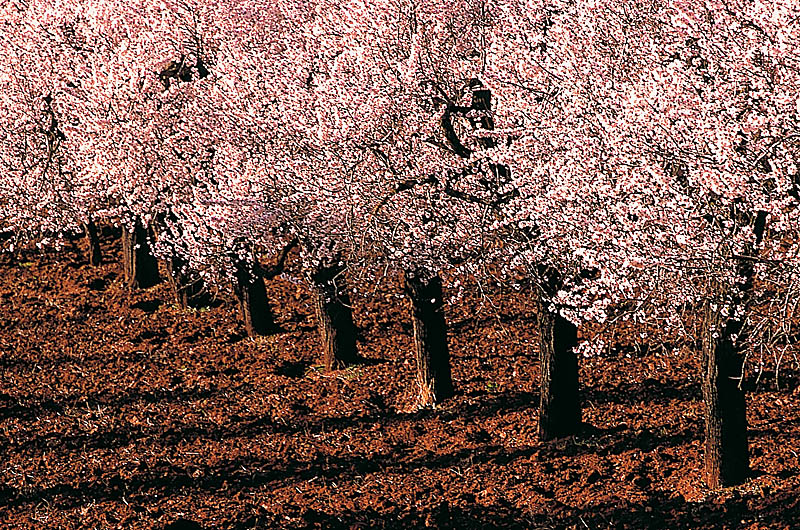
573, 488, 799, 530
0, 443, 528, 510
535, 422, 702, 461
0, 384, 219, 423
0, 388, 537, 457
0, 404, 708, 512
131, 299, 162, 312
1, 377, 784, 527
1, 380, 703, 470
219, 487, 799, 530
584, 377, 701, 406
228, 501, 557, 530
275, 360, 313, 378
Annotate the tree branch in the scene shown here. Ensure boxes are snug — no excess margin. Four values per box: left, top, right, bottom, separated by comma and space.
253, 238, 299, 279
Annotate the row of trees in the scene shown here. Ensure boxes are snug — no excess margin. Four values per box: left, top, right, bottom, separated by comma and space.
2, 0, 799, 489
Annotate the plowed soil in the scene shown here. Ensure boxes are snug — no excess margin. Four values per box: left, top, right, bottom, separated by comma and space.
1, 231, 799, 529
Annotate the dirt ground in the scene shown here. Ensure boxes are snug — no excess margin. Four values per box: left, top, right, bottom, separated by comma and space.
1, 231, 799, 529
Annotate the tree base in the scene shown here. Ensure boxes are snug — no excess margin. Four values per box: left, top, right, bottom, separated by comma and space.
168, 258, 210, 309
703, 302, 750, 488
122, 221, 160, 290
537, 305, 581, 441
234, 259, 277, 337
84, 221, 102, 266
404, 270, 454, 406
311, 264, 358, 372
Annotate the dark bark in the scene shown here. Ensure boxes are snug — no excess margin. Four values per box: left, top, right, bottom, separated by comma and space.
84, 220, 102, 266
537, 300, 581, 440
310, 264, 358, 371
233, 258, 276, 337
702, 298, 750, 488
121, 220, 160, 290
253, 238, 299, 280
701, 210, 767, 488
404, 270, 453, 407
536, 266, 581, 440
1, 231, 16, 265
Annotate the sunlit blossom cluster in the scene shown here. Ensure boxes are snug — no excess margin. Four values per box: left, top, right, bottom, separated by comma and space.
2, 0, 799, 356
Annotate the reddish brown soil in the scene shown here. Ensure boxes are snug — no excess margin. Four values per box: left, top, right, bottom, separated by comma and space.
1, 232, 799, 529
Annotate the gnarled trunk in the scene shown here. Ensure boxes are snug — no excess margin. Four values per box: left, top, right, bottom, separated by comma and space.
537, 301, 580, 440
121, 219, 160, 290
234, 258, 276, 337
83, 220, 102, 266
702, 299, 749, 488
310, 264, 358, 371
404, 270, 453, 407
701, 210, 766, 487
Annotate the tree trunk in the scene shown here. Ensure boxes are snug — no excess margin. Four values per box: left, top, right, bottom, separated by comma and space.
702, 299, 749, 488
121, 220, 160, 289
167, 257, 209, 309
150, 210, 208, 308
404, 270, 453, 407
84, 220, 102, 266
700, 209, 766, 488
234, 259, 276, 337
537, 301, 581, 440
1, 231, 16, 265
310, 264, 358, 371
535, 265, 581, 440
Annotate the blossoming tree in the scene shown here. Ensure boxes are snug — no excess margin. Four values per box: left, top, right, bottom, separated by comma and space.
3, 0, 798, 490
485, 0, 800, 486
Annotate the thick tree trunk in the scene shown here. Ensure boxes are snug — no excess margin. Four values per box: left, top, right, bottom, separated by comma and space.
404, 270, 453, 407
535, 265, 581, 440
702, 300, 749, 488
234, 259, 276, 337
537, 302, 581, 440
700, 210, 766, 488
121, 220, 160, 289
310, 264, 358, 371
83, 220, 102, 266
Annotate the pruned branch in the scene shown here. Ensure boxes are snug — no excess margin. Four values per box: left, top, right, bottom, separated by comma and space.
253, 238, 299, 279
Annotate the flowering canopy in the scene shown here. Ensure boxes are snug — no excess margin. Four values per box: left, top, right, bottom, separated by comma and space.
2, 0, 799, 352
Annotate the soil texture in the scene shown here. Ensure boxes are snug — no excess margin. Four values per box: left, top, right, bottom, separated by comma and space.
1, 233, 799, 529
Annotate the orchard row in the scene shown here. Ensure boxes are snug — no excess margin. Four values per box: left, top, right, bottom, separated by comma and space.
2, 0, 799, 489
